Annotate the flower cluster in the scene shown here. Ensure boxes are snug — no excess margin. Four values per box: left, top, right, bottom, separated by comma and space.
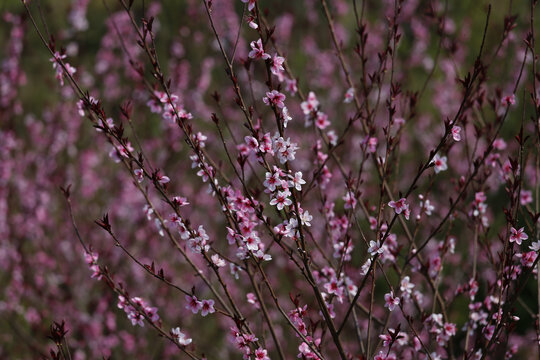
185, 295, 215, 317
117, 295, 160, 327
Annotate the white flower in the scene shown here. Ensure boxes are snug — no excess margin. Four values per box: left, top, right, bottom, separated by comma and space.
299, 210, 312, 227
171, 327, 192, 346
529, 241, 540, 252
211, 254, 226, 267
344, 87, 355, 103
269, 189, 292, 210
368, 240, 384, 256
431, 154, 448, 173
282, 107, 292, 128
400, 276, 414, 298
360, 258, 372, 275
289, 171, 306, 191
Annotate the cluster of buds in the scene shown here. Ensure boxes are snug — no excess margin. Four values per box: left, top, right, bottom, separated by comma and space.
83, 251, 101, 280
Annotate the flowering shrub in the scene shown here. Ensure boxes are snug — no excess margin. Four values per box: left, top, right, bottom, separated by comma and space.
1, 0, 540, 359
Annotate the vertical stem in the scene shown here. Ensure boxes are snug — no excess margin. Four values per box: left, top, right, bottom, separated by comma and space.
366, 263, 376, 358
246, 265, 286, 360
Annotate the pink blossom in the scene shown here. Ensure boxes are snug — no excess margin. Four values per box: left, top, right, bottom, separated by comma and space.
84, 251, 102, 280
509, 227, 528, 245
520, 190, 532, 205
246, 14, 258, 29
518, 251, 537, 267
241, 0, 256, 12
134, 168, 144, 183
263, 90, 286, 108
493, 138, 507, 150
501, 94, 515, 106
394, 117, 405, 126
172, 196, 190, 207
185, 295, 202, 314
431, 154, 448, 173
96, 117, 114, 132
300, 91, 319, 115
286, 78, 298, 95
379, 333, 392, 347
282, 107, 292, 128
248, 39, 270, 60
327, 130, 338, 146
119, 296, 159, 327
368, 240, 384, 256
342, 191, 357, 209
443, 322, 457, 338
271, 54, 285, 76
264, 170, 281, 192
49, 51, 76, 86
388, 198, 410, 220
483, 324, 495, 340
428, 255, 442, 278
315, 111, 330, 129
156, 172, 170, 185
211, 254, 226, 267
288, 171, 305, 191
246, 293, 260, 309
375, 351, 397, 360
254, 347, 270, 360
369, 216, 377, 230
451, 125, 461, 141
384, 291, 400, 311
270, 189, 292, 210
344, 87, 355, 103
200, 299, 215, 316
367, 137, 378, 153
400, 276, 414, 298
244, 135, 259, 152
418, 194, 435, 216
243, 232, 261, 251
